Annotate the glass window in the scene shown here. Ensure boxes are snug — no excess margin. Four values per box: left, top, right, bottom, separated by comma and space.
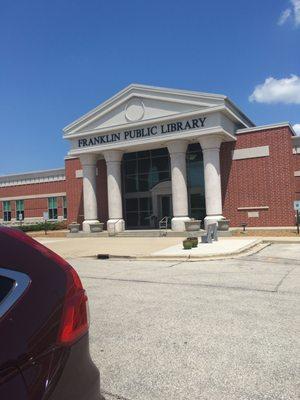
125, 176, 138, 193
138, 174, 149, 191
186, 144, 206, 222
124, 197, 153, 228
123, 152, 136, 161
16, 200, 24, 221
137, 150, 150, 159
124, 160, 137, 175
63, 196, 67, 219
0, 276, 14, 303
138, 158, 151, 174
125, 198, 138, 212
151, 156, 169, 172
126, 212, 139, 227
151, 148, 168, 157
48, 197, 58, 220
3, 201, 11, 222
122, 148, 170, 228
139, 197, 151, 211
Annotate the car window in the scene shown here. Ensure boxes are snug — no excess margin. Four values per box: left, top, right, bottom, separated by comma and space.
0, 276, 14, 303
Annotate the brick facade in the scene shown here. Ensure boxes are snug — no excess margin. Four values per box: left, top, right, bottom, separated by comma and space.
221, 126, 296, 227
65, 158, 84, 225
0, 179, 66, 222
1, 125, 299, 228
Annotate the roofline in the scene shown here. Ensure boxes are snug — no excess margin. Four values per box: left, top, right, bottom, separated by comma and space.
63, 83, 254, 133
236, 122, 296, 136
224, 98, 255, 127
0, 167, 65, 181
63, 105, 246, 141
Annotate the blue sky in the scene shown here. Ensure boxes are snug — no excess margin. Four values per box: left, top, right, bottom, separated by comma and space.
0, 0, 299, 174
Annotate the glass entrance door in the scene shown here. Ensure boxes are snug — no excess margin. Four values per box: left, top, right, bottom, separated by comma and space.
160, 195, 172, 219
159, 195, 172, 227
123, 148, 171, 229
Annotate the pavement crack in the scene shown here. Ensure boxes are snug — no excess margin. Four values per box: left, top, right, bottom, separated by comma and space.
167, 260, 187, 268
82, 275, 278, 294
241, 256, 300, 266
102, 390, 132, 400
274, 267, 296, 292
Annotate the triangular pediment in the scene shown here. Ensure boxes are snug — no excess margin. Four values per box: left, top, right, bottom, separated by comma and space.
63, 84, 229, 135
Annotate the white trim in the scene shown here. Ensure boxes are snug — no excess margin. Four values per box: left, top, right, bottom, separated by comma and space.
232, 145, 269, 160
292, 147, 300, 154
248, 211, 259, 218
0, 192, 66, 201
64, 105, 227, 139
63, 84, 254, 135
0, 168, 65, 187
237, 122, 295, 135
64, 155, 78, 160
294, 171, 300, 177
68, 127, 236, 157
237, 206, 269, 210
63, 84, 226, 133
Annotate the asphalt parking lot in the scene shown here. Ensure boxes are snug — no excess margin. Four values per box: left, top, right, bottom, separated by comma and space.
70, 244, 300, 400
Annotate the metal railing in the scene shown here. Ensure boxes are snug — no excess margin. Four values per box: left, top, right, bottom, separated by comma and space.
109, 218, 123, 236
159, 216, 169, 236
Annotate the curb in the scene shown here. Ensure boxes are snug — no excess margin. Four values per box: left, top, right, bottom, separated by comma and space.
96, 240, 270, 262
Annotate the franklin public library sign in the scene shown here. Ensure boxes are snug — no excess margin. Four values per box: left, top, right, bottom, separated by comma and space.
77, 116, 207, 148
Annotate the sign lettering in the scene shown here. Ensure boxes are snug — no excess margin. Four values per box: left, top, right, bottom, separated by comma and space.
78, 116, 207, 148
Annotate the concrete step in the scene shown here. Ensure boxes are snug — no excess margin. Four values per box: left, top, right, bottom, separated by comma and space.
67, 229, 232, 238
117, 230, 232, 237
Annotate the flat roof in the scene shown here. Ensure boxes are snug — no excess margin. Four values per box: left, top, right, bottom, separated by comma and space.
237, 122, 296, 136
0, 167, 65, 182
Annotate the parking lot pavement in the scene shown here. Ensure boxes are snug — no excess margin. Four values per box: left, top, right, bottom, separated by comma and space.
69, 244, 300, 400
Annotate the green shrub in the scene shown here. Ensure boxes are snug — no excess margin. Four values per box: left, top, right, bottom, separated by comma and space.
17, 221, 67, 232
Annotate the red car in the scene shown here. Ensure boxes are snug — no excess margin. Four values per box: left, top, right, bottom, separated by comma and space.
0, 227, 101, 399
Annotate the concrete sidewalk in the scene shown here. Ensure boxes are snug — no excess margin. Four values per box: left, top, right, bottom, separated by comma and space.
36, 236, 264, 260
151, 238, 260, 259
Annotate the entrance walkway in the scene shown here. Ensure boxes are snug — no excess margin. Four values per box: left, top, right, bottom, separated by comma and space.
151, 238, 260, 259
36, 236, 261, 260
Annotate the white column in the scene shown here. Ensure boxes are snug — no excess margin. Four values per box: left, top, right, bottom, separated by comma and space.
199, 135, 224, 228
103, 150, 125, 234
80, 154, 100, 232
167, 140, 190, 231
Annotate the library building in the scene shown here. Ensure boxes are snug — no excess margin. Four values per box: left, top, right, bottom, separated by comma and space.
1, 84, 300, 233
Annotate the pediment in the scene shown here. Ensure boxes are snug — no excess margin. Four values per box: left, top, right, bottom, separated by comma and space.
63, 84, 228, 136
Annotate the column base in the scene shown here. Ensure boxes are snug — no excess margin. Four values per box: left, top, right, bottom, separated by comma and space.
171, 217, 190, 232
107, 219, 125, 235
82, 220, 102, 233
204, 215, 224, 230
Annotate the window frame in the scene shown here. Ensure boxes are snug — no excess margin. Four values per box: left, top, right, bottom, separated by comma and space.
3, 201, 11, 222
16, 199, 25, 221
48, 197, 58, 220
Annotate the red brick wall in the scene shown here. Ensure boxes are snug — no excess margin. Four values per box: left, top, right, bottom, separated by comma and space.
293, 153, 300, 200
65, 158, 84, 225
0, 180, 66, 220
221, 127, 295, 227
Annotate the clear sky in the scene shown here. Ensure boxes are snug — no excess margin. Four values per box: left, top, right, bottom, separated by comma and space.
1, 0, 299, 174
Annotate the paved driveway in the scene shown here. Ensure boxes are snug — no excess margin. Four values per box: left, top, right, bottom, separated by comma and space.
70, 244, 300, 400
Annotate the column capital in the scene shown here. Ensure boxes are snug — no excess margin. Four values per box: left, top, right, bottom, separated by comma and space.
103, 150, 123, 163
80, 153, 98, 166
198, 135, 223, 151
167, 140, 189, 155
